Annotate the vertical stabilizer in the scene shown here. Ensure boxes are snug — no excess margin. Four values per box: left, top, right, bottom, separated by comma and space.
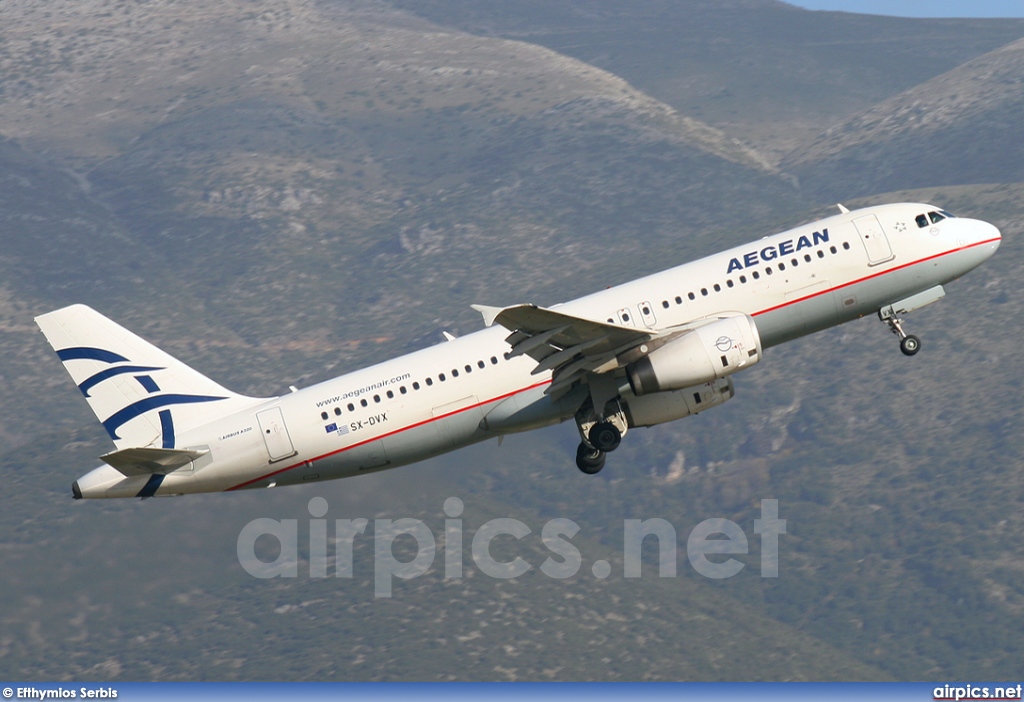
35, 304, 268, 449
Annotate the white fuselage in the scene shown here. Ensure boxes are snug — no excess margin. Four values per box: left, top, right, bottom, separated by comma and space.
74, 203, 1001, 498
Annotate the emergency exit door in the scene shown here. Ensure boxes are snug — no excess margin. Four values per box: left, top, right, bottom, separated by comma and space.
257, 407, 297, 463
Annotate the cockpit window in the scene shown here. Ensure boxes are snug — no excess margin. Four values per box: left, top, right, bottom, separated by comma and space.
915, 214, 929, 228
928, 211, 946, 224
940, 210, 956, 218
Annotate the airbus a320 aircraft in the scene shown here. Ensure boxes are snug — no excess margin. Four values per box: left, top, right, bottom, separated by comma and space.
37, 203, 1000, 499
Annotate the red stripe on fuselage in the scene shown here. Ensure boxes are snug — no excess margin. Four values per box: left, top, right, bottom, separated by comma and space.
226, 380, 552, 490
753, 237, 999, 317
226, 237, 998, 491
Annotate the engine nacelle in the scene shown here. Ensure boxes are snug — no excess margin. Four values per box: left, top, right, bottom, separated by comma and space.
626, 313, 761, 396
623, 377, 735, 427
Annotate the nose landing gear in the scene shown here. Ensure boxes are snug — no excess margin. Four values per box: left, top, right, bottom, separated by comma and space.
878, 287, 947, 356
882, 313, 921, 356
899, 333, 921, 356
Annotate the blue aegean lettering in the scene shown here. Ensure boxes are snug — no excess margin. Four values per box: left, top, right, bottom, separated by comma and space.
726, 229, 829, 273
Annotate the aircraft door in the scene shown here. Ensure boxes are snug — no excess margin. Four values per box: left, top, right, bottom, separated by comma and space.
256, 407, 298, 463
638, 301, 658, 328
853, 214, 894, 265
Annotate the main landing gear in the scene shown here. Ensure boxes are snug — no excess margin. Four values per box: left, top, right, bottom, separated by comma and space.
588, 421, 622, 452
881, 312, 921, 356
574, 397, 628, 475
576, 443, 606, 474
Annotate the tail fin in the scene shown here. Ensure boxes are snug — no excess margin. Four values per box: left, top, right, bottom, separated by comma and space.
36, 304, 267, 449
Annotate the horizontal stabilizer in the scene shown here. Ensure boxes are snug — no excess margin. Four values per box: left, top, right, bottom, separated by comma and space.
100, 446, 208, 476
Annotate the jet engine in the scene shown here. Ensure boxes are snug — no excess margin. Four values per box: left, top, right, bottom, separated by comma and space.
626, 313, 761, 396
623, 377, 734, 427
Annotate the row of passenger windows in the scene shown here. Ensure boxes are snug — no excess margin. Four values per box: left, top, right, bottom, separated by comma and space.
320, 239, 859, 420
610, 241, 853, 323
318, 354, 505, 420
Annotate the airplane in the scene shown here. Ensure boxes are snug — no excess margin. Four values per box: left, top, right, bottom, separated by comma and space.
36, 202, 1000, 499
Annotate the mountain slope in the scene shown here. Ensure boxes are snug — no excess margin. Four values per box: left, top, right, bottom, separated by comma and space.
783, 37, 1024, 199
385, 0, 1024, 161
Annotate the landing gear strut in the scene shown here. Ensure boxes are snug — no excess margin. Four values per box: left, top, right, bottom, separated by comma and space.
882, 313, 921, 356
576, 443, 606, 474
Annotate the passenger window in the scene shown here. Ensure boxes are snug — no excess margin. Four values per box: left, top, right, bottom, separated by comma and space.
466, 364, 472, 373
347, 403, 355, 411
726, 279, 734, 288
320, 411, 328, 421
688, 292, 695, 300
400, 386, 407, 394
373, 395, 380, 403
765, 267, 773, 275
490, 356, 498, 365
386, 390, 394, 399
439, 373, 446, 382
739, 275, 747, 284
334, 407, 342, 416
778, 262, 785, 271
916, 214, 929, 228
701, 288, 708, 296
817, 250, 825, 258
675, 296, 682, 305
843, 242, 850, 250
478, 360, 485, 369
829, 246, 837, 254
412, 382, 420, 391
804, 254, 812, 262
752, 271, 760, 280
791, 258, 798, 266
426, 378, 433, 387
662, 300, 669, 309
713, 283, 721, 292
360, 399, 368, 407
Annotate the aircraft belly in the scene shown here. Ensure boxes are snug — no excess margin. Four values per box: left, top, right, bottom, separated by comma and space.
756, 253, 969, 348
755, 280, 840, 346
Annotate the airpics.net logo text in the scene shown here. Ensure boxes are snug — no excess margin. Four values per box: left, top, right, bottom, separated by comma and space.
237, 498, 786, 598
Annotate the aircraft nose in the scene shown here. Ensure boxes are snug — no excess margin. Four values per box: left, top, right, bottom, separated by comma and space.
962, 218, 1001, 252
978, 221, 1003, 246
978, 219, 1001, 255
986, 221, 1002, 245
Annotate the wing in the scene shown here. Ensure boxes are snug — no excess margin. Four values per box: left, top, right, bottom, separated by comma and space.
471, 303, 657, 398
